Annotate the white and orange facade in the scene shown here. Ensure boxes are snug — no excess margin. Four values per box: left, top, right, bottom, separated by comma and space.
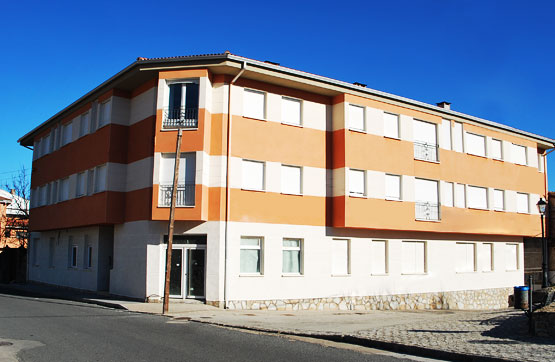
19, 53, 554, 309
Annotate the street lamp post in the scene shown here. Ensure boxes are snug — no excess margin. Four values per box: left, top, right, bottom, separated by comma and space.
536, 198, 548, 288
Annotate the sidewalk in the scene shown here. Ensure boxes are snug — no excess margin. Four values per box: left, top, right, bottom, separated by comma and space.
2, 283, 554, 362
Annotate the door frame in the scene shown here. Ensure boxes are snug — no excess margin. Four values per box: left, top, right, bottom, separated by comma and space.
165, 243, 206, 300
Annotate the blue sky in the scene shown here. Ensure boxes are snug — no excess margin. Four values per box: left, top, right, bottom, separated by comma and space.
1, 0, 554, 190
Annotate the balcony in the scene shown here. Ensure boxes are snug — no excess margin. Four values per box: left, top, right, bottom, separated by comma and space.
415, 202, 440, 221
162, 107, 198, 129
158, 184, 195, 207
414, 141, 439, 162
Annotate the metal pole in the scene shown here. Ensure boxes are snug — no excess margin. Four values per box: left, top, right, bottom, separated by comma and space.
163, 128, 183, 314
528, 275, 533, 335
542, 213, 548, 288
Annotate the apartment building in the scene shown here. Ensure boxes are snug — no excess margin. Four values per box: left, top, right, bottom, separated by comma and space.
19, 52, 554, 310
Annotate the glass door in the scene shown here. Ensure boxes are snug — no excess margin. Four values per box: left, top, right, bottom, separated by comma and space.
169, 249, 183, 297
186, 248, 205, 298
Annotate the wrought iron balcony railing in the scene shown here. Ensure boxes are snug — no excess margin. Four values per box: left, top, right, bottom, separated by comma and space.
414, 141, 439, 162
158, 184, 195, 207
415, 202, 440, 221
162, 107, 199, 129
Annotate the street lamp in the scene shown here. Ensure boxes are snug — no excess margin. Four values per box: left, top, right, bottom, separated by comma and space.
536, 198, 548, 288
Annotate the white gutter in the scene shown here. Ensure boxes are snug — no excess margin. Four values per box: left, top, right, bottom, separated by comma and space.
223, 61, 246, 308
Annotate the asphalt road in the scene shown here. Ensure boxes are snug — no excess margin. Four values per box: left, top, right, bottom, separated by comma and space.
0, 292, 432, 362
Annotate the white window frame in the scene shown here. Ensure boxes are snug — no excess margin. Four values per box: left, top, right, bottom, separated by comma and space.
240, 236, 263, 275
282, 238, 303, 275
370, 240, 388, 275
383, 112, 400, 139
493, 189, 504, 211
76, 172, 86, 197
281, 96, 302, 126
80, 111, 90, 138
516, 192, 529, 214
466, 185, 488, 210
465, 132, 486, 157
62, 122, 72, 146
455, 242, 476, 273
505, 243, 519, 271
480, 243, 494, 272
241, 159, 265, 192
348, 104, 365, 132
512, 144, 527, 165
443, 182, 454, 207
331, 238, 350, 276
401, 241, 426, 274
385, 174, 401, 201
98, 99, 111, 128
243, 89, 266, 120
491, 139, 503, 160
348, 169, 366, 197
281, 164, 302, 195
69, 242, 78, 269
94, 165, 107, 194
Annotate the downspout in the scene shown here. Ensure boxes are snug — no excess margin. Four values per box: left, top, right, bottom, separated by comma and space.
223, 61, 246, 308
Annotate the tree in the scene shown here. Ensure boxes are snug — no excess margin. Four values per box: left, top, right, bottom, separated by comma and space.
1, 166, 30, 249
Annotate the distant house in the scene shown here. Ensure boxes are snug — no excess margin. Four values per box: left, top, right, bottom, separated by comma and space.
0, 189, 29, 249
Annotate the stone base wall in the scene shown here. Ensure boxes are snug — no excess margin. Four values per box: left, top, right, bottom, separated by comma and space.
225, 287, 513, 311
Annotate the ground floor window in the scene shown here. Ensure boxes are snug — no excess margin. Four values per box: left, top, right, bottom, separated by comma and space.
240, 237, 263, 274
282, 239, 302, 275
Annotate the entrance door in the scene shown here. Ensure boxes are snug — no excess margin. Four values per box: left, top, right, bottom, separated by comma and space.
186, 249, 205, 298
168, 247, 205, 299
169, 249, 183, 297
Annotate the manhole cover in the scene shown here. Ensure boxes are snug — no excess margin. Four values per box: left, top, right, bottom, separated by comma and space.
0, 342, 13, 347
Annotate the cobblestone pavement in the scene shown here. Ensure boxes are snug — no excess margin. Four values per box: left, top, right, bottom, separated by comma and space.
355, 309, 555, 362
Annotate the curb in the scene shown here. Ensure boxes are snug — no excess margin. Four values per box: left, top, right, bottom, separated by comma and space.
0, 284, 128, 310
186, 318, 514, 362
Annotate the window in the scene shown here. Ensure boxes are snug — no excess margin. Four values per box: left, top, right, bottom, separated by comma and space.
443, 182, 454, 207
84, 236, 92, 269
98, 100, 111, 128
414, 178, 439, 220
87, 169, 94, 195
413, 120, 438, 162
33, 139, 39, 160
243, 89, 265, 119
39, 185, 48, 206
385, 174, 401, 200
348, 104, 365, 131
384, 113, 399, 139
76, 172, 86, 197
348, 169, 365, 196
80, 112, 90, 137
467, 185, 488, 210
94, 165, 107, 193
281, 165, 301, 195
455, 243, 476, 272
240, 237, 262, 274
455, 183, 465, 208
68, 238, 77, 268
491, 139, 502, 160
466, 133, 486, 157
371, 240, 387, 274
401, 241, 426, 274
331, 239, 349, 275
62, 122, 72, 146
281, 97, 301, 125
242, 160, 265, 191
538, 154, 545, 172
512, 144, 527, 165
51, 181, 58, 205
441, 119, 452, 150
48, 237, 55, 268
59, 178, 69, 202
493, 189, 504, 211
282, 239, 302, 274
43, 134, 51, 156
516, 193, 529, 214
453, 122, 463, 152
506, 243, 518, 271
480, 243, 493, 272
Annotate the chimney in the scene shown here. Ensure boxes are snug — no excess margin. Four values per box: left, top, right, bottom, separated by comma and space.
437, 101, 451, 110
